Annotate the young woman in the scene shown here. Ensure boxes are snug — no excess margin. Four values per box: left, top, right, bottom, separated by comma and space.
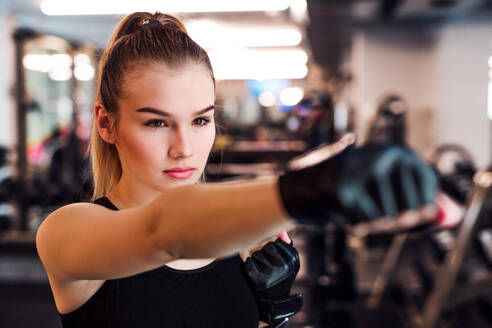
36, 12, 438, 328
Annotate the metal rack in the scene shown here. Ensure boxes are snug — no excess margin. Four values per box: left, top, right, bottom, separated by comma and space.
367, 171, 492, 328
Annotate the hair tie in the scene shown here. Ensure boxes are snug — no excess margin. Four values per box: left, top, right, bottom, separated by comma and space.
142, 18, 162, 27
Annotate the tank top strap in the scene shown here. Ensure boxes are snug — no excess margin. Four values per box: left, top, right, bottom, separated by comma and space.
94, 197, 119, 211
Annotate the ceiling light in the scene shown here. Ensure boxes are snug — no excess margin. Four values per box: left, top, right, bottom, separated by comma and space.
187, 20, 302, 48
51, 54, 72, 67
280, 87, 304, 106
74, 53, 91, 66
41, 0, 290, 15
49, 67, 72, 81
74, 64, 95, 81
23, 54, 51, 72
23, 53, 73, 81
209, 49, 308, 80
258, 91, 277, 107
289, 0, 307, 23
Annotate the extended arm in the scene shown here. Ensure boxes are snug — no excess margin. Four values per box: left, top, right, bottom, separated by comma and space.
36, 176, 295, 282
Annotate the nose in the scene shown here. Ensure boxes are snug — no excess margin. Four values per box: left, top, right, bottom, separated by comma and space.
168, 126, 193, 159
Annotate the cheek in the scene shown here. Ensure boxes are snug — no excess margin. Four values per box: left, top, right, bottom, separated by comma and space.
118, 128, 164, 167
193, 127, 216, 159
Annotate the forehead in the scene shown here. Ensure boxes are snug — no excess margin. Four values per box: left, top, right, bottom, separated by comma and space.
121, 63, 215, 116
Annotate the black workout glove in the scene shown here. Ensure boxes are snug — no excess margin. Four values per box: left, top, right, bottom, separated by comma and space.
278, 144, 438, 224
243, 238, 303, 327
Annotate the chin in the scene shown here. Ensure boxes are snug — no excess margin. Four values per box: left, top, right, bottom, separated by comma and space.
158, 177, 199, 191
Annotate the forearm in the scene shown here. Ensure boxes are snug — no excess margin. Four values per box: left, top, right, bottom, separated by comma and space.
149, 176, 296, 259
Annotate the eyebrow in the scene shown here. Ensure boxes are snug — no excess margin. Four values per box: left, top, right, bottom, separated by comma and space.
136, 105, 215, 117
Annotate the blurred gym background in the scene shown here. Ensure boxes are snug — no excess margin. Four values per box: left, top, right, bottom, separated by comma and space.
1, 0, 492, 327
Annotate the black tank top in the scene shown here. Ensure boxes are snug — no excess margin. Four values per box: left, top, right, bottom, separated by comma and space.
59, 197, 260, 328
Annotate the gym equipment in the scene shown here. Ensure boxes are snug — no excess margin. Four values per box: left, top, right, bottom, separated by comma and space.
420, 172, 492, 327
429, 144, 477, 204
366, 94, 408, 145
364, 170, 492, 328
0, 150, 15, 231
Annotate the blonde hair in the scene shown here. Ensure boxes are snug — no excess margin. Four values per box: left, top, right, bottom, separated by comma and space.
90, 12, 214, 200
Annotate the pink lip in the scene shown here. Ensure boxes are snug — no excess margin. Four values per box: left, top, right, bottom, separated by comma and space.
163, 167, 195, 179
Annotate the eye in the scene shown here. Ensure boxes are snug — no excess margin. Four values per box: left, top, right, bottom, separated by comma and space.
193, 117, 210, 126
144, 119, 168, 128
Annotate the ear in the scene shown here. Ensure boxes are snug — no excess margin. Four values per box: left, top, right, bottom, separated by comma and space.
94, 102, 117, 144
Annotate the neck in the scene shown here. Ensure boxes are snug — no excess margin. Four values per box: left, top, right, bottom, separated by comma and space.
106, 172, 162, 209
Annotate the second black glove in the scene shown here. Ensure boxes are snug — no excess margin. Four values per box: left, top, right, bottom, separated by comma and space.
278, 144, 438, 225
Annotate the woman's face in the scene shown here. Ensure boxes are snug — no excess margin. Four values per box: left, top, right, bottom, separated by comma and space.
114, 63, 215, 194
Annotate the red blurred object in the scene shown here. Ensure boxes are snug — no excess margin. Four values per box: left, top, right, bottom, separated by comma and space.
434, 192, 464, 229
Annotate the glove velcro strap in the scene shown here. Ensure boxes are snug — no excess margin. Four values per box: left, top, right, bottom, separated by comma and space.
258, 294, 303, 324
270, 318, 289, 328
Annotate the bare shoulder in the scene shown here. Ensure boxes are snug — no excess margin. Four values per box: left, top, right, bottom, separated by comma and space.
37, 202, 100, 276
36, 202, 106, 263
40, 202, 105, 226
38, 202, 101, 232
36, 198, 173, 282
36, 202, 109, 314
37, 202, 99, 244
